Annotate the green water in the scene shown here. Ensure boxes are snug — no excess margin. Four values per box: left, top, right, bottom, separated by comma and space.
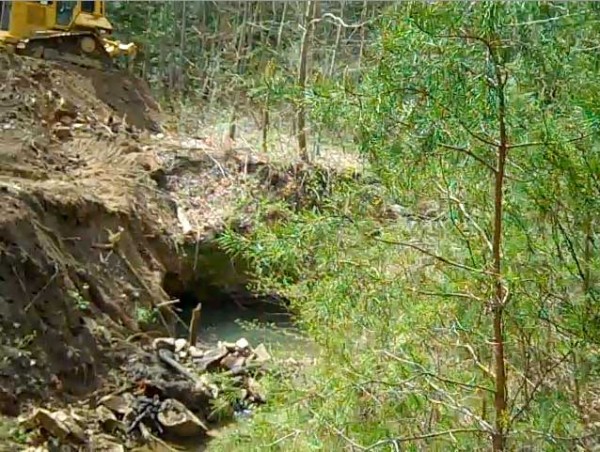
180, 303, 316, 358
169, 305, 315, 451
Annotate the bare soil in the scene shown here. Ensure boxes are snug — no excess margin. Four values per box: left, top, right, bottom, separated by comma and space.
0, 54, 358, 433
0, 54, 181, 413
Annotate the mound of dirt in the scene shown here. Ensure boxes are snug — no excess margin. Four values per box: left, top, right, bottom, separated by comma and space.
0, 53, 161, 132
0, 146, 177, 406
0, 53, 356, 420
0, 54, 246, 409
0, 55, 178, 407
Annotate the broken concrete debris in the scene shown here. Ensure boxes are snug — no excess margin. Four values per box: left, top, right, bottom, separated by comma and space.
157, 398, 208, 438
17, 337, 271, 450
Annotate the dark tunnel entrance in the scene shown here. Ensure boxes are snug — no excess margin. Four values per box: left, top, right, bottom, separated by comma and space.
161, 271, 292, 346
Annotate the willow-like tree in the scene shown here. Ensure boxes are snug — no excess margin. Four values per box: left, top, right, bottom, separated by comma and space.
334, 2, 600, 449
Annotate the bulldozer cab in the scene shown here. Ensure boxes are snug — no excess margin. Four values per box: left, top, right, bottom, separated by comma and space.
56, 1, 77, 26
0, 1, 136, 71
55, 1, 103, 27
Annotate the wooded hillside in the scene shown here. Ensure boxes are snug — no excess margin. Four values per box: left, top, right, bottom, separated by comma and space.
149, 3, 599, 451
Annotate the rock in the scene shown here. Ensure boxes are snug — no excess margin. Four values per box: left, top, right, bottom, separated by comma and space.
220, 341, 237, 352
188, 346, 204, 359
96, 406, 124, 435
92, 434, 125, 452
98, 394, 132, 416
152, 337, 176, 352
0, 387, 20, 416
57, 112, 75, 126
195, 346, 228, 372
384, 204, 408, 219
250, 343, 271, 365
53, 125, 72, 141
220, 354, 246, 375
174, 338, 188, 353
195, 375, 219, 399
178, 350, 188, 360
246, 377, 266, 404
235, 337, 250, 351
157, 399, 208, 438
22, 408, 87, 444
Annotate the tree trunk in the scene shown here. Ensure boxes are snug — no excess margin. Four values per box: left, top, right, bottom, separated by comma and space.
358, 0, 368, 68
329, 0, 345, 77
491, 65, 508, 452
297, 0, 316, 162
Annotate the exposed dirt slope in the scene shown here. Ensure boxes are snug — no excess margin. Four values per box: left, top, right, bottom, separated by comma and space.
0, 54, 179, 412
0, 54, 359, 420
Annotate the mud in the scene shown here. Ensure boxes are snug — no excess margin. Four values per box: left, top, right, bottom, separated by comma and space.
0, 63, 174, 409
0, 53, 162, 132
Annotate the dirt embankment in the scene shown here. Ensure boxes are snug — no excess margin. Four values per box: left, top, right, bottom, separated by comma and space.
0, 54, 179, 412
0, 53, 332, 419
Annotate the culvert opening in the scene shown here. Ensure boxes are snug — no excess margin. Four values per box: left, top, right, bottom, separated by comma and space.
161, 270, 296, 349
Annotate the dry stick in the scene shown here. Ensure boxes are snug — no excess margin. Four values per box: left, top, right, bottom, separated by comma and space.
24, 264, 60, 313
114, 249, 181, 337
188, 302, 202, 347
157, 348, 200, 384
328, 0, 345, 77
262, 98, 270, 154
229, 1, 249, 141
296, 0, 315, 162
358, 0, 368, 67
458, 343, 496, 380
276, 1, 287, 48
266, 430, 302, 448
262, 62, 272, 155
308, 11, 373, 30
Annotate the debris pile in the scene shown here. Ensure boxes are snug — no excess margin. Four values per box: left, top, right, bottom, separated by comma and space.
18, 336, 271, 450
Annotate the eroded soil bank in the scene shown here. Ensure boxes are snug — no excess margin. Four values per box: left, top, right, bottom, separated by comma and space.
0, 54, 337, 450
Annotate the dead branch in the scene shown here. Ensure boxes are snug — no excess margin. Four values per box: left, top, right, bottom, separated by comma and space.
373, 236, 489, 275
364, 429, 485, 450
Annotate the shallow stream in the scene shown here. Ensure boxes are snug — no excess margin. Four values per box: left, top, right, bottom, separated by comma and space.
184, 301, 317, 360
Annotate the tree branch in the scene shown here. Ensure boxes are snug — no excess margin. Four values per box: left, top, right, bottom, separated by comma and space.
507, 132, 594, 150
410, 287, 484, 302
373, 236, 489, 275
509, 348, 574, 426
508, 12, 587, 27
364, 429, 485, 450
381, 350, 494, 394
439, 143, 497, 172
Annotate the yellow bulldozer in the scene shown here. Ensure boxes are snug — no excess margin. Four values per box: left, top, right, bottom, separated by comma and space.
0, 0, 136, 70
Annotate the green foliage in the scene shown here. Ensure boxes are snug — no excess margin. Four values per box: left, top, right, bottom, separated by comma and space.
68, 287, 90, 311
107, 1, 600, 450
212, 2, 600, 451
135, 305, 159, 325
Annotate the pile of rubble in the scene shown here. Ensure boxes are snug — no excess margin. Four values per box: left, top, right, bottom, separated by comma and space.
18, 337, 271, 451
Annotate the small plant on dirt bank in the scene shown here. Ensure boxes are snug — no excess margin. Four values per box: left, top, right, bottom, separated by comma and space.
135, 305, 159, 326
68, 287, 90, 311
